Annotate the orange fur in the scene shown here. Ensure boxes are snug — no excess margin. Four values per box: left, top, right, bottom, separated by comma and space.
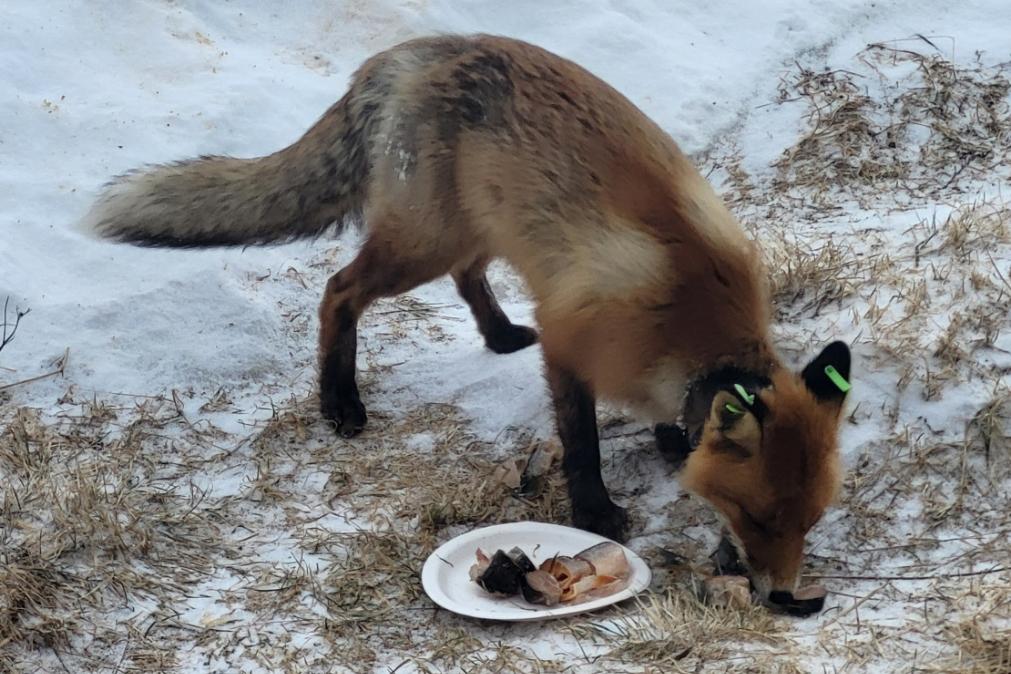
680, 370, 844, 594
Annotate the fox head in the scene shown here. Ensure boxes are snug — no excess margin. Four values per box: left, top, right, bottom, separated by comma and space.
679, 341, 850, 604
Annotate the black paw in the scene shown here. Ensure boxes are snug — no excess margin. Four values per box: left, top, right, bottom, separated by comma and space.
572, 500, 630, 543
321, 394, 367, 438
486, 323, 539, 354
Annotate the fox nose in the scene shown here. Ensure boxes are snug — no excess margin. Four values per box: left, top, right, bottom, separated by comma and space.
768, 590, 794, 605
767, 587, 828, 616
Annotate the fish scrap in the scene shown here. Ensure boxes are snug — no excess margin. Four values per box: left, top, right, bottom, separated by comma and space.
469, 541, 631, 606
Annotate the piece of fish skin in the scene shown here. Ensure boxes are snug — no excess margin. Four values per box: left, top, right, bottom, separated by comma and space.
538, 556, 594, 589
575, 542, 630, 578
521, 570, 563, 606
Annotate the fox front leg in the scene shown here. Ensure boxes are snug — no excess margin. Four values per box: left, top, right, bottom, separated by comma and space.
545, 361, 629, 542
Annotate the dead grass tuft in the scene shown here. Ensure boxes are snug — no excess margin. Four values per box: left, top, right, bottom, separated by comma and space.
570, 589, 789, 671
316, 529, 424, 630
0, 398, 227, 670
395, 628, 572, 674
773, 43, 1011, 203
0, 558, 75, 652
935, 620, 1011, 674
761, 230, 864, 318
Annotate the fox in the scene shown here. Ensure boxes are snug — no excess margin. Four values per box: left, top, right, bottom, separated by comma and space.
81, 34, 852, 605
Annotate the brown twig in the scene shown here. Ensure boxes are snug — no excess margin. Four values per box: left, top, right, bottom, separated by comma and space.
810, 566, 1008, 581
0, 295, 30, 355
0, 347, 69, 390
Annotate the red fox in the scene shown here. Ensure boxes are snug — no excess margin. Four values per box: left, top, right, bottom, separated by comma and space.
82, 35, 851, 605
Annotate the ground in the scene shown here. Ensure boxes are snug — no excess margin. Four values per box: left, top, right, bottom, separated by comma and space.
1, 1, 1009, 673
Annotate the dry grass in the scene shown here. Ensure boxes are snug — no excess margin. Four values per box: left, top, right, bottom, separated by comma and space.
761, 230, 865, 318
0, 399, 230, 672
394, 628, 577, 674
934, 620, 1011, 674
569, 590, 790, 672
772, 43, 1011, 205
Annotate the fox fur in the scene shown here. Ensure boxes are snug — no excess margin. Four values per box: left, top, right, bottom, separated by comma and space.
82, 34, 852, 602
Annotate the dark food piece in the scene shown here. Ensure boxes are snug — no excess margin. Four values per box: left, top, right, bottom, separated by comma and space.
711, 535, 748, 576
507, 547, 536, 574
475, 549, 524, 596
769, 584, 827, 617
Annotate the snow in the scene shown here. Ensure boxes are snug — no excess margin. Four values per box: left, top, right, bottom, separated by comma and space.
2, 1, 1010, 673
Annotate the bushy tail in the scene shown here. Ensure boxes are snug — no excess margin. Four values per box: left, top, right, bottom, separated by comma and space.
79, 92, 379, 247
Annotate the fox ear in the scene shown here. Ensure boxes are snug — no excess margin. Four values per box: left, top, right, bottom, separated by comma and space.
706, 390, 761, 455
801, 341, 851, 406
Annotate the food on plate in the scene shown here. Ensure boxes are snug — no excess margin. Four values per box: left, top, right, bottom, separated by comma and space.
575, 541, 631, 577
506, 546, 537, 574
470, 541, 631, 605
521, 569, 563, 606
560, 573, 622, 602
538, 556, 594, 589
469, 548, 535, 596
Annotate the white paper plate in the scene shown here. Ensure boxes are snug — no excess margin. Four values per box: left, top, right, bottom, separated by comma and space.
421, 522, 652, 621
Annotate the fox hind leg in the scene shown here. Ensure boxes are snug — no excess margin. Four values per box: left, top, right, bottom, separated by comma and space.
318, 235, 448, 437
453, 258, 538, 354
318, 256, 372, 438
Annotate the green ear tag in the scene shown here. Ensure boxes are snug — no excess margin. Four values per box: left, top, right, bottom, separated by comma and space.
725, 403, 745, 415
824, 365, 851, 393
733, 384, 755, 406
